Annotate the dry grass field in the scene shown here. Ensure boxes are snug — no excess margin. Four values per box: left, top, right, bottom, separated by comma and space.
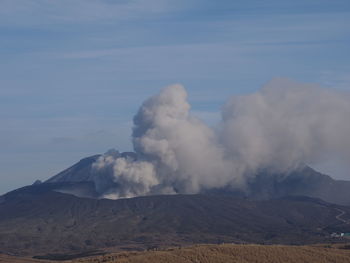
0, 254, 51, 263
72, 244, 350, 263
2, 243, 350, 263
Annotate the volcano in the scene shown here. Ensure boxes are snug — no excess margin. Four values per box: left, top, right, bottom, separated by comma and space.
40, 150, 350, 206
1, 151, 350, 256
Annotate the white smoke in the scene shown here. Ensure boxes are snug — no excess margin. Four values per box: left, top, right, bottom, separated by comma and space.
92, 150, 158, 198
93, 78, 350, 199
221, 78, 350, 173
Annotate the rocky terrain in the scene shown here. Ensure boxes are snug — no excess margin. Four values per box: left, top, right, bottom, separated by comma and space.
1, 182, 350, 256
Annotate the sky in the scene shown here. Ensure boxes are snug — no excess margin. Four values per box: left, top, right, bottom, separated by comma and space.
0, 0, 350, 194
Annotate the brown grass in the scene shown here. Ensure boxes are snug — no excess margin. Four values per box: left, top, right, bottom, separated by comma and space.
2, 244, 350, 263
71, 244, 350, 263
0, 254, 52, 263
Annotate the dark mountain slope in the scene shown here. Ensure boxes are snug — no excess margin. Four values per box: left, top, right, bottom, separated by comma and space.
1, 184, 350, 256
246, 166, 350, 205
46, 151, 137, 184
46, 155, 101, 183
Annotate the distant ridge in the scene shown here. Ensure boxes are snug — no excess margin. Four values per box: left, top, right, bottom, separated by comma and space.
42, 151, 350, 205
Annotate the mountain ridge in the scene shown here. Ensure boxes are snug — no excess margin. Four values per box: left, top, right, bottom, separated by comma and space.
1, 151, 350, 256
35, 151, 350, 205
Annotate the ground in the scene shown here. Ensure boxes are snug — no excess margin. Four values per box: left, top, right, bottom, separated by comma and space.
2, 243, 350, 263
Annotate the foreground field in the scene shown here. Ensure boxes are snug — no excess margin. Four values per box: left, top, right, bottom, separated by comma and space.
2, 244, 350, 263
0, 254, 51, 263
74, 244, 350, 263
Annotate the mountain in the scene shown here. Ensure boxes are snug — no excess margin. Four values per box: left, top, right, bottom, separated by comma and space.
1, 151, 350, 256
46, 154, 101, 183
44, 151, 350, 205
44, 150, 139, 199
245, 166, 350, 206
1, 182, 350, 256
46, 150, 137, 184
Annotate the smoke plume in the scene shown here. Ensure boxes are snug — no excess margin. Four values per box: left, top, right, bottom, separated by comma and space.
93, 78, 350, 199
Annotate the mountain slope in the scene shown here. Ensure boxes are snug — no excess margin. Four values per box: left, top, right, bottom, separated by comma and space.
46, 155, 101, 183
1, 183, 350, 256
245, 166, 350, 205
44, 153, 350, 205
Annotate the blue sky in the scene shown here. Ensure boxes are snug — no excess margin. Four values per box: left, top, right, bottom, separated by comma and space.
1, 0, 350, 194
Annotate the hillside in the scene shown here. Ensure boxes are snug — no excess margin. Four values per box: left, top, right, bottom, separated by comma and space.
1, 183, 350, 256
2, 153, 350, 257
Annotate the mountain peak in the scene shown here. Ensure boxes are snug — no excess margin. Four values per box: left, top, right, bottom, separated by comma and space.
41, 151, 350, 205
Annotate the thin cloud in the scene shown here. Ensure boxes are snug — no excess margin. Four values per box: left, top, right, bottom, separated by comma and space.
0, 0, 187, 25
